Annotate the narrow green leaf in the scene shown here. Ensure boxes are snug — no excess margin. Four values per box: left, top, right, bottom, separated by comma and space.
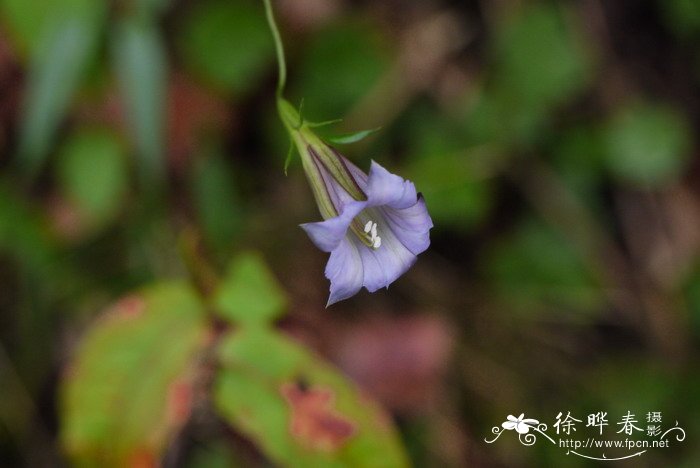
214, 328, 410, 467
306, 118, 343, 128
326, 128, 380, 145
17, 6, 105, 178
113, 17, 168, 186
213, 251, 287, 326
61, 282, 208, 466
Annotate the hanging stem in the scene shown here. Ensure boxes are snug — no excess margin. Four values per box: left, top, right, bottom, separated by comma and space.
263, 0, 287, 98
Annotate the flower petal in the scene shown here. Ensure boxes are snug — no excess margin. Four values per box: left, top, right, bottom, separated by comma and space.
368, 221, 417, 288
506, 415, 518, 422
502, 421, 517, 430
325, 237, 363, 306
300, 200, 366, 252
342, 156, 369, 189
352, 237, 387, 292
381, 195, 432, 255
367, 161, 418, 210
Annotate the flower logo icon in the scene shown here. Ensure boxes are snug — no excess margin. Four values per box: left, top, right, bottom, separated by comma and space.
502, 414, 540, 434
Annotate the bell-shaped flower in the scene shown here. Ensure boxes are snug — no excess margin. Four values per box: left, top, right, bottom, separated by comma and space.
279, 100, 433, 305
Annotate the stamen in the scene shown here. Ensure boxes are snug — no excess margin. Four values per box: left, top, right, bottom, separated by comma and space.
353, 218, 383, 250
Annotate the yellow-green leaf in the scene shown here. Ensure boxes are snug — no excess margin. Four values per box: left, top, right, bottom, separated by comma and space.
214, 328, 410, 468
61, 282, 208, 467
213, 251, 287, 326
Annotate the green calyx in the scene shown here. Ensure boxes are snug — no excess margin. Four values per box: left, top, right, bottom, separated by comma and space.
278, 98, 367, 219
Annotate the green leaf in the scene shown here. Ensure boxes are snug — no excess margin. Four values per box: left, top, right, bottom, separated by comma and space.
306, 118, 343, 128
326, 128, 381, 145
61, 282, 208, 467
57, 128, 129, 232
214, 328, 410, 467
213, 252, 287, 326
604, 102, 692, 187
178, 0, 274, 95
113, 17, 168, 186
16, 4, 106, 178
494, 4, 591, 110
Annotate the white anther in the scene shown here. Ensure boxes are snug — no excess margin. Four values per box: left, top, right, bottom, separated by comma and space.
364, 220, 373, 233
370, 223, 377, 239
372, 237, 382, 249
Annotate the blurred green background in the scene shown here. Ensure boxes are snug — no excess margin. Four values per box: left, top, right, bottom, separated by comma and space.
2, 0, 700, 466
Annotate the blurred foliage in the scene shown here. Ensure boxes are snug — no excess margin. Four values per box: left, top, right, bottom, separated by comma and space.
292, 20, 390, 119
470, 3, 593, 146
662, 0, 700, 37
484, 219, 603, 317
1, 0, 700, 466
113, 15, 168, 186
215, 327, 409, 467
56, 128, 129, 233
403, 105, 495, 229
493, 4, 591, 113
603, 102, 692, 187
213, 251, 287, 326
15, 1, 106, 177
178, 0, 274, 96
61, 283, 207, 466
190, 146, 243, 252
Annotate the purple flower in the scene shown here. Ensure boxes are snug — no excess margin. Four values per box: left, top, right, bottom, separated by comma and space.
299, 148, 433, 306
276, 99, 432, 305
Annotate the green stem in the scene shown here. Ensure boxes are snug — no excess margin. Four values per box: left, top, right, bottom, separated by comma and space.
263, 0, 287, 98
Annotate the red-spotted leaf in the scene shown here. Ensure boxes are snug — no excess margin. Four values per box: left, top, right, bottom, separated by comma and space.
60, 282, 208, 467
214, 327, 410, 467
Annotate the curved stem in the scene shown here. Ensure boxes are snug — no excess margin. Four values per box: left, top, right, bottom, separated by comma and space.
263, 0, 287, 97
